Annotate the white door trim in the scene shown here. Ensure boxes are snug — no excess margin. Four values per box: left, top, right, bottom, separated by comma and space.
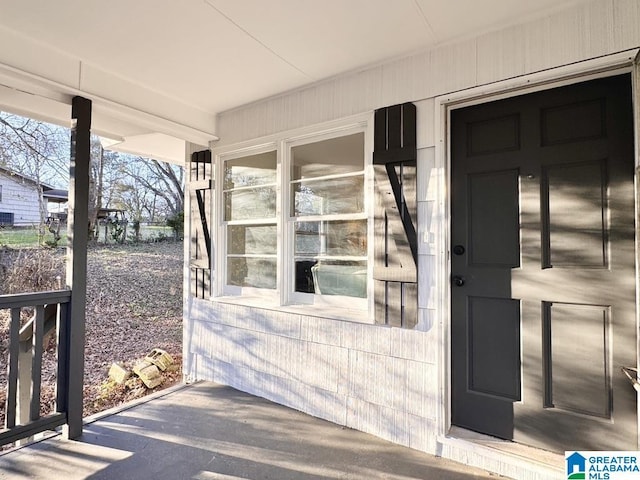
433, 48, 640, 467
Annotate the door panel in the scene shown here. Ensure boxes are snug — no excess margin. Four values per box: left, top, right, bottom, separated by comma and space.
543, 302, 610, 419
468, 296, 521, 400
451, 74, 636, 452
469, 169, 520, 267
467, 114, 520, 155
543, 159, 607, 268
541, 99, 605, 145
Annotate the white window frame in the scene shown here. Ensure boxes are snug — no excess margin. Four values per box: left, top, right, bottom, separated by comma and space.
212, 115, 374, 315
215, 142, 281, 301
283, 125, 372, 311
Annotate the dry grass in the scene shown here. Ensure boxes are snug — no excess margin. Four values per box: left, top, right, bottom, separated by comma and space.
0, 246, 65, 294
0, 241, 183, 429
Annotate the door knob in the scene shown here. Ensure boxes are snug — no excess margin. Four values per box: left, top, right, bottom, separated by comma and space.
452, 275, 465, 287
453, 245, 465, 255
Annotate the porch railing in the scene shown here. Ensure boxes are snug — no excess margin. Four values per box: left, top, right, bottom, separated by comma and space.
1, 290, 72, 446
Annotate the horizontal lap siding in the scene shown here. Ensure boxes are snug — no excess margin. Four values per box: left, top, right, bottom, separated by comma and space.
0, 176, 41, 226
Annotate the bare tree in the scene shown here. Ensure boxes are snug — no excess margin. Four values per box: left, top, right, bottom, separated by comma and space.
1, 112, 185, 242
0, 112, 69, 239
113, 156, 184, 221
0, 113, 69, 186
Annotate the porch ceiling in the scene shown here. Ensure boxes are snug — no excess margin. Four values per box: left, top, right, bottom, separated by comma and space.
0, 0, 591, 163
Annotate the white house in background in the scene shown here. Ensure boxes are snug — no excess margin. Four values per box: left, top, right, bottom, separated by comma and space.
1, 1, 640, 479
0, 166, 56, 226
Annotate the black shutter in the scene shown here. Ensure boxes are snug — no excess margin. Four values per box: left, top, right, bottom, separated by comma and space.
189, 149, 212, 299
373, 103, 417, 328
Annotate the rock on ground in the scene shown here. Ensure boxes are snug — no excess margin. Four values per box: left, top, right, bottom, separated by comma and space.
0, 241, 183, 424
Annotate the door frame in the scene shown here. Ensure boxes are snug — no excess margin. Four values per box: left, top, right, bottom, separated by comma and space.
433, 49, 640, 450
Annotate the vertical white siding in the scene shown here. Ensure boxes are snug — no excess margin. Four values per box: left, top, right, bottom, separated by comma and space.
216, 0, 640, 146
614, 0, 640, 50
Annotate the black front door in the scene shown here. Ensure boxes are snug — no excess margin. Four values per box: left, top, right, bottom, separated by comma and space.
451, 74, 637, 452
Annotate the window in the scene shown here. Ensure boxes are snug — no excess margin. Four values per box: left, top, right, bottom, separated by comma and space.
216, 122, 370, 310
222, 150, 277, 292
0, 185, 3, 202
289, 133, 367, 301
0, 212, 13, 226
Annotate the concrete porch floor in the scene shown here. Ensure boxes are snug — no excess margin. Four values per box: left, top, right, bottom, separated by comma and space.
0, 382, 502, 479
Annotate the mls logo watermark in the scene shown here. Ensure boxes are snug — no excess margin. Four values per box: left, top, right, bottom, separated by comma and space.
566, 451, 640, 479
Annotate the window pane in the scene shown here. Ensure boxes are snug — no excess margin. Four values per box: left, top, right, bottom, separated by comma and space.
227, 257, 276, 289
294, 260, 316, 293
295, 221, 321, 255
292, 176, 364, 216
225, 188, 276, 221
224, 151, 276, 189
291, 133, 364, 180
228, 224, 276, 255
295, 219, 367, 257
295, 260, 367, 297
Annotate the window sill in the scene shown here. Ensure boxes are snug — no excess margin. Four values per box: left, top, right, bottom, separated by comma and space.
212, 295, 374, 324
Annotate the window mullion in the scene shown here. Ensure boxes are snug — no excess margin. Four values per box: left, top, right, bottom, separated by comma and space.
289, 170, 364, 184
292, 212, 367, 223
279, 140, 290, 306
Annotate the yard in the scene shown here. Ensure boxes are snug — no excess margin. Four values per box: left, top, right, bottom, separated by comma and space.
0, 240, 183, 421
0, 224, 175, 248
